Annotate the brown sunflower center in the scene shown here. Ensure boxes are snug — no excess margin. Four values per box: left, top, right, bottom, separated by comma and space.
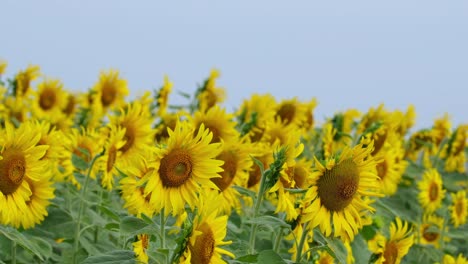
282, 166, 308, 189
0, 151, 26, 195
317, 158, 360, 212
455, 200, 464, 216
74, 144, 92, 163
63, 95, 76, 115
212, 151, 237, 191
276, 103, 296, 125
372, 131, 387, 156
376, 160, 388, 180
141, 234, 149, 249
39, 88, 57, 110
159, 149, 193, 188
120, 125, 135, 153
422, 225, 439, 242
429, 182, 439, 201
101, 83, 117, 107
190, 222, 215, 264
107, 146, 117, 173
382, 242, 399, 264
248, 155, 269, 188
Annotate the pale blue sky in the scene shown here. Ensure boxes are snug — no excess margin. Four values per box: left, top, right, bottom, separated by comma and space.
2, 1, 468, 129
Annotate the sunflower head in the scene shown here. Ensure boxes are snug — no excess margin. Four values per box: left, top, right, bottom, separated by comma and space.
197, 69, 225, 111
0, 59, 7, 75
32, 78, 68, 118
192, 105, 239, 143
156, 75, 173, 116
92, 69, 129, 109
14, 65, 40, 96
419, 214, 447, 248
417, 169, 446, 213
450, 190, 467, 228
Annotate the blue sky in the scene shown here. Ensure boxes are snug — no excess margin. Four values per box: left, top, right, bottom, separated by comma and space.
2, 1, 467, 129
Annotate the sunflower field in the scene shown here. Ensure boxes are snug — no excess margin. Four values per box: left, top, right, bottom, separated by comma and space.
0, 61, 467, 264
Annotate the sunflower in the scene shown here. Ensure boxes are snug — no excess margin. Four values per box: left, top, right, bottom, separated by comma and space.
4, 94, 30, 123
368, 217, 414, 264
0, 59, 7, 76
237, 94, 276, 142
209, 141, 252, 215
275, 97, 308, 128
192, 105, 239, 143
418, 214, 447, 248
109, 102, 154, 166
132, 234, 149, 264
314, 250, 335, 264
442, 125, 468, 173
442, 254, 468, 264
450, 190, 467, 228
394, 105, 416, 137
246, 144, 274, 189
14, 64, 40, 96
31, 78, 67, 118
0, 122, 51, 229
302, 142, 381, 242
120, 157, 157, 218
375, 146, 408, 196
179, 203, 234, 263
145, 120, 223, 216
98, 125, 126, 190
155, 75, 173, 116
302, 98, 318, 131
62, 92, 79, 117
418, 169, 446, 213
154, 112, 186, 143
91, 69, 129, 110
197, 69, 226, 111
432, 114, 451, 146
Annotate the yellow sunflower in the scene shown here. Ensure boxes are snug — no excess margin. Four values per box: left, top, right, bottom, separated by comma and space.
0, 59, 7, 75
375, 146, 408, 196
98, 125, 126, 190
302, 142, 381, 242
417, 169, 446, 213
91, 69, 129, 110
4, 94, 30, 123
192, 105, 239, 143
442, 125, 468, 173
394, 104, 416, 137
31, 78, 68, 118
197, 69, 226, 111
209, 141, 253, 215
145, 120, 223, 216
442, 254, 468, 264
156, 75, 173, 116
432, 114, 452, 146
237, 94, 276, 143
154, 111, 189, 144
246, 144, 274, 190
405, 129, 436, 168
109, 102, 154, 166
368, 217, 414, 264
120, 157, 157, 218
302, 98, 318, 131
179, 206, 234, 263
14, 64, 41, 96
418, 214, 448, 248
275, 97, 308, 128
132, 234, 149, 264
62, 92, 79, 118
450, 190, 467, 228
0, 122, 51, 229
314, 250, 335, 264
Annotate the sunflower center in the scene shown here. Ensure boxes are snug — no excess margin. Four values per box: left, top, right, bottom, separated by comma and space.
422, 225, 439, 242
0, 152, 26, 195
317, 158, 360, 212
39, 88, 57, 110
206, 124, 221, 143
120, 126, 135, 153
107, 146, 117, 173
159, 149, 193, 188
455, 200, 464, 216
372, 131, 387, 156
141, 234, 149, 249
190, 223, 215, 264
276, 103, 296, 125
382, 242, 399, 264
376, 160, 388, 180
101, 83, 117, 107
64, 95, 76, 115
212, 151, 237, 191
429, 182, 439, 201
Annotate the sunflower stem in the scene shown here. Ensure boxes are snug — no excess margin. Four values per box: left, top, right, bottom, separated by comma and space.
11, 240, 17, 264
72, 152, 103, 264
160, 208, 166, 249
273, 228, 283, 253
296, 223, 309, 263
248, 166, 268, 254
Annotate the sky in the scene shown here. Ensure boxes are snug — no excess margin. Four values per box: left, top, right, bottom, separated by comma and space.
2, 1, 468, 130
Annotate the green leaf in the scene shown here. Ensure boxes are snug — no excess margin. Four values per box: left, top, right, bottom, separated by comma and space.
98, 205, 121, 222
245, 215, 291, 230
257, 250, 286, 263
27, 236, 53, 260
236, 254, 258, 262
232, 185, 257, 199
81, 250, 135, 264
120, 216, 157, 236
0, 226, 45, 261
